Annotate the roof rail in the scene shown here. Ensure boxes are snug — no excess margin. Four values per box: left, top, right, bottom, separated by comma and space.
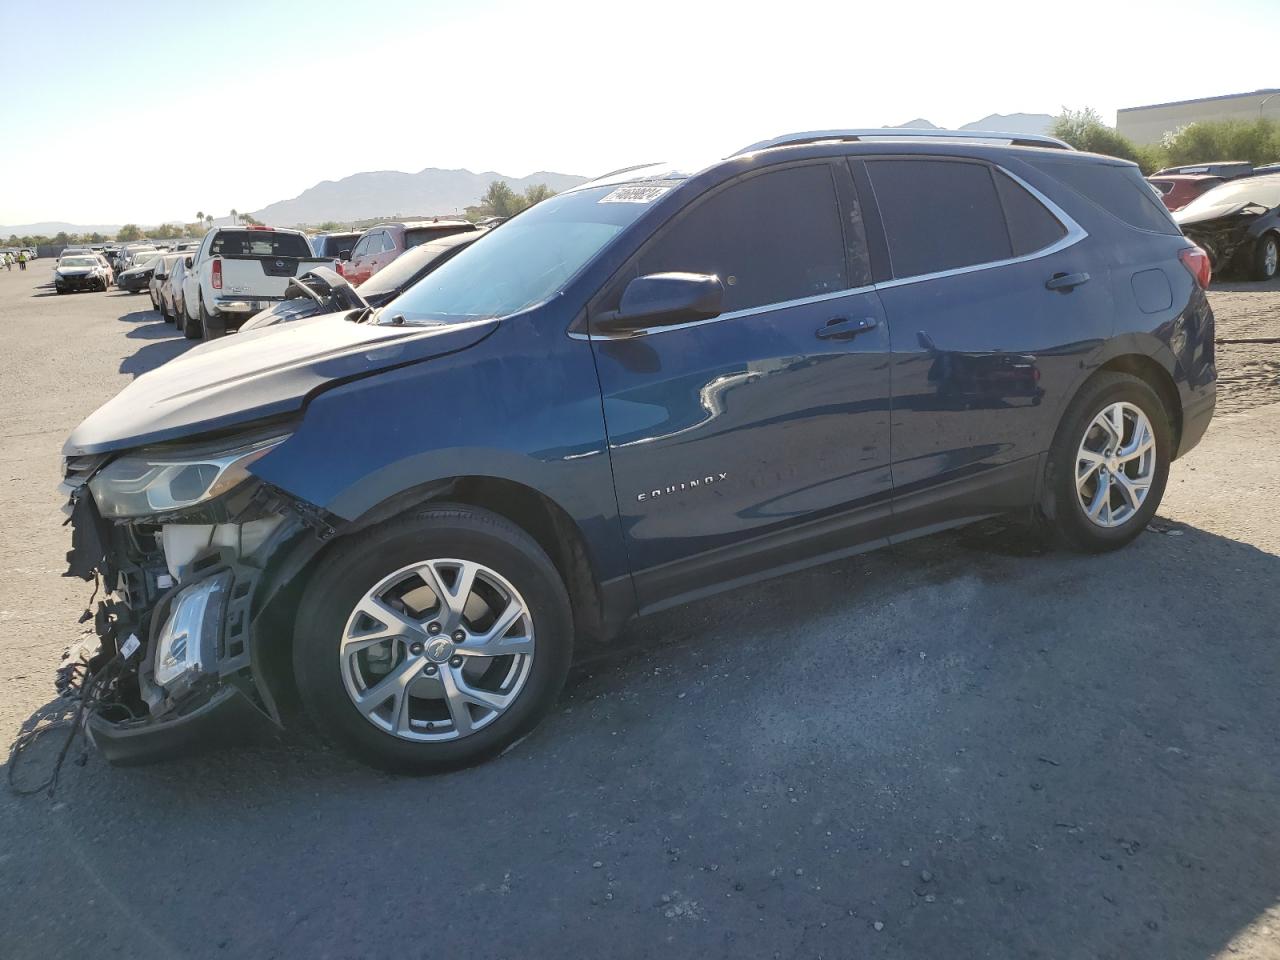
730, 128, 1073, 157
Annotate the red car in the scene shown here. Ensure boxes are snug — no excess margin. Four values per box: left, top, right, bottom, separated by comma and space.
339, 219, 477, 285
1147, 174, 1225, 212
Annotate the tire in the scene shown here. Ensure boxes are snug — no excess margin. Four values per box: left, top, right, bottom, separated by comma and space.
129, 288, 140, 295
183, 300, 201, 339
1254, 233, 1279, 281
292, 504, 574, 774
199, 297, 222, 341
1043, 372, 1172, 553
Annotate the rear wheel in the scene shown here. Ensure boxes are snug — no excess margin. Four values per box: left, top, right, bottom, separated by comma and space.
293, 505, 574, 773
199, 297, 222, 341
1254, 233, 1279, 281
183, 300, 201, 339
1044, 372, 1171, 552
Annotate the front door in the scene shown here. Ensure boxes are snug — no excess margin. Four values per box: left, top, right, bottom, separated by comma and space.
590, 161, 894, 610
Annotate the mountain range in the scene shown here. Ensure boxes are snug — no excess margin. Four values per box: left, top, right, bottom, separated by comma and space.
249, 168, 590, 226
2, 113, 1058, 235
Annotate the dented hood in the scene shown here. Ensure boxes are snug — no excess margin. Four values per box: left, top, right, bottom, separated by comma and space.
64, 314, 496, 456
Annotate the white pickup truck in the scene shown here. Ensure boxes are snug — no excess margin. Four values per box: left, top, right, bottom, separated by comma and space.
180, 226, 333, 340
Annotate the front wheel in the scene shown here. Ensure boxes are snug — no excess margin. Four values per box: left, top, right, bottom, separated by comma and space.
1254, 233, 1279, 281
293, 505, 574, 773
1044, 372, 1172, 552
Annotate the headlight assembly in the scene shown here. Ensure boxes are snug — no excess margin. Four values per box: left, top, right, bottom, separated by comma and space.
89, 432, 290, 518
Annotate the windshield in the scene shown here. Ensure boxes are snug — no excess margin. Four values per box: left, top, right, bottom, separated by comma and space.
1178, 176, 1280, 219
381, 186, 660, 325
60, 257, 97, 268
360, 234, 479, 298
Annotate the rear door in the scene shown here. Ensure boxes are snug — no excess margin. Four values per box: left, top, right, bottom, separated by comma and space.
855, 156, 1111, 532
590, 161, 894, 610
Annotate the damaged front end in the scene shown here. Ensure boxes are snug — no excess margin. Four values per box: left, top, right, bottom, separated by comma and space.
60, 428, 330, 764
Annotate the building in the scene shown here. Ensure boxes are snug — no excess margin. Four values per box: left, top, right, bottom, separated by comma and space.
1117, 88, 1280, 145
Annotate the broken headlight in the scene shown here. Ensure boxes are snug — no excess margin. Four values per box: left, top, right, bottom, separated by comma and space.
153, 572, 231, 688
89, 433, 289, 519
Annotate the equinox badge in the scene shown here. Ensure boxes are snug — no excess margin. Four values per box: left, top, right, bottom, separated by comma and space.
637, 473, 728, 502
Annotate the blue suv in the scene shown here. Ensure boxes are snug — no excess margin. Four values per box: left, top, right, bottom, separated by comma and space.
61, 130, 1216, 772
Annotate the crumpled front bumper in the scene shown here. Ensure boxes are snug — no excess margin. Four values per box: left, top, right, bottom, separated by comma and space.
59, 471, 318, 764
88, 684, 269, 765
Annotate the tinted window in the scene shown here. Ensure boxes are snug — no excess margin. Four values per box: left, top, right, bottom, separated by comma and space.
636, 164, 848, 313
209, 230, 310, 257
994, 170, 1067, 256
405, 225, 475, 248
867, 159, 1011, 278
351, 235, 371, 258
1031, 159, 1181, 235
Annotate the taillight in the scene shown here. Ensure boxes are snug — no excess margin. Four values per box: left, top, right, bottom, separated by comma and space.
1179, 245, 1211, 290
211, 257, 222, 290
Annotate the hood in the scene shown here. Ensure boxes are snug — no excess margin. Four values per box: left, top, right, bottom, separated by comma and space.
1174, 200, 1260, 227
64, 315, 497, 455
58, 267, 95, 275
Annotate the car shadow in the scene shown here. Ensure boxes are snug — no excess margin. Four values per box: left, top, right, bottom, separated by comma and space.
3, 517, 1278, 958
118, 306, 195, 378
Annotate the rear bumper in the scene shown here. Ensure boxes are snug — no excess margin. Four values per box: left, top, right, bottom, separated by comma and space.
88, 685, 271, 765
214, 297, 283, 313
1177, 388, 1216, 459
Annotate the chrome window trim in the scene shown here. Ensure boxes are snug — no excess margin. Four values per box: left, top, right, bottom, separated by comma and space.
578, 163, 1086, 341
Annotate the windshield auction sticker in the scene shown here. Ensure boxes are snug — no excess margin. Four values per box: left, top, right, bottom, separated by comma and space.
598, 185, 670, 204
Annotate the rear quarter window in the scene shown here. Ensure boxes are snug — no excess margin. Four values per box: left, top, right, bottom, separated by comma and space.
1031, 160, 1181, 236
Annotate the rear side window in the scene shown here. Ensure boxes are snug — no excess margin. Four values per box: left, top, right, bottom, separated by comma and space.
994, 171, 1067, 256
405, 225, 475, 249
210, 230, 310, 257
1031, 159, 1180, 236
636, 164, 849, 313
866, 159, 1011, 278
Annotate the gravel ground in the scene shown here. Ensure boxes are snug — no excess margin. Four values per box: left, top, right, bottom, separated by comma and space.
1, 265, 1278, 960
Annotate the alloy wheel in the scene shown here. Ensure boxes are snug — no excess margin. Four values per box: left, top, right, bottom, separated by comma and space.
339, 559, 535, 742
1265, 237, 1278, 278
1075, 401, 1157, 528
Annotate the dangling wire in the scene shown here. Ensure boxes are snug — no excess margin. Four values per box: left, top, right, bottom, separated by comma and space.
7, 654, 121, 798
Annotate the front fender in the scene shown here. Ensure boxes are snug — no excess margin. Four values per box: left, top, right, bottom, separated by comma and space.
250, 309, 633, 587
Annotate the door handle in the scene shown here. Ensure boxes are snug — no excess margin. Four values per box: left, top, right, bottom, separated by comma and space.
1045, 271, 1090, 292
816, 316, 879, 340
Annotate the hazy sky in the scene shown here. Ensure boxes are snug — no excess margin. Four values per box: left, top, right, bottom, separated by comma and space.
1, 0, 1277, 226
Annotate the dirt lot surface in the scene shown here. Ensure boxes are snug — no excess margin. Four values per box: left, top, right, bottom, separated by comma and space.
1, 265, 1278, 960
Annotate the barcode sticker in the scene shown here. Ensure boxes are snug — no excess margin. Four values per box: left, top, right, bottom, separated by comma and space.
598, 185, 670, 204
120, 634, 141, 659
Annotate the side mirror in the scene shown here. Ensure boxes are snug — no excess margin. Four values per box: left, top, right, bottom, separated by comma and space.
594, 273, 724, 334
183, 256, 194, 269
338, 249, 352, 261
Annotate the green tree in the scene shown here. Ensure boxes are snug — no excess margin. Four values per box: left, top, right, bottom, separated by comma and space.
1160, 119, 1280, 168
204, 214, 214, 229
195, 211, 204, 226
1051, 108, 1156, 171
117, 224, 144, 242
230, 208, 238, 225
241, 213, 263, 226
316, 220, 343, 232
53, 231, 70, 245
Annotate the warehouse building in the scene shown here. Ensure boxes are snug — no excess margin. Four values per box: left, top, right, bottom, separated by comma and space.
1117, 89, 1280, 145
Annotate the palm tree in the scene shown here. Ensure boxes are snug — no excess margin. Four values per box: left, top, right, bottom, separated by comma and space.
230, 208, 238, 225
196, 211, 204, 226
204, 214, 214, 229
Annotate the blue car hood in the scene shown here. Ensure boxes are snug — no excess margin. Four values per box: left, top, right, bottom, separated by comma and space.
64, 315, 496, 455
